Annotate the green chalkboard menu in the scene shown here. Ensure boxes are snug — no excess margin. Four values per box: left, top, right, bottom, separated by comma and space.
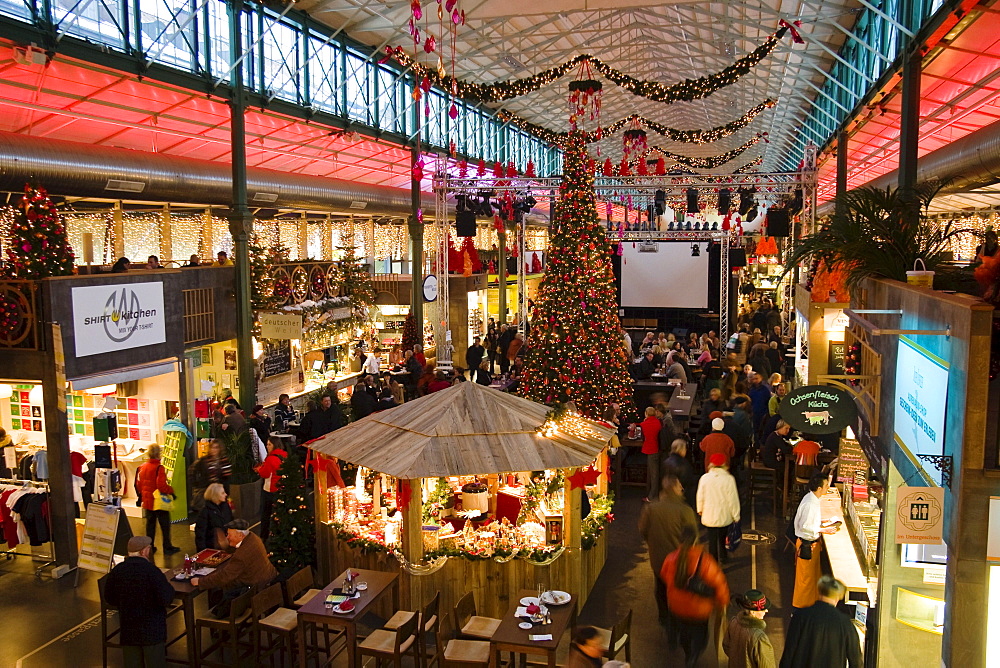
837, 438, 869, 484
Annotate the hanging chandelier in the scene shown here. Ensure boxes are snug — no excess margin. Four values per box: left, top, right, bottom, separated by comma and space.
622, 125, 647, 162
567, 61, 603, 131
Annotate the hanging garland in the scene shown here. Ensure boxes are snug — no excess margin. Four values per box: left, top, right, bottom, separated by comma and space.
498, 99, 776, 146
383, 25, 791, 104
630, 134, 763, 171
734, 156, 764, 174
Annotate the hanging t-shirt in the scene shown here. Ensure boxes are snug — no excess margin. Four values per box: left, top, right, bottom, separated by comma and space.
34, 450, 48, 479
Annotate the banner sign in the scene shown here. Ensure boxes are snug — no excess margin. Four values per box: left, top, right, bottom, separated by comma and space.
71, 282, 166, 357
778, 384, 859, 434
895, 486, 945, 544
988, 497, 1000, 562
260, 312, 303, 340
894, 336, 949, 485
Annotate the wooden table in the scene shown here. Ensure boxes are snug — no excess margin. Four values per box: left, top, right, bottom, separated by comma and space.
296, 567, 400, 668
164, 567, 207, 666
491, 589, 576, 668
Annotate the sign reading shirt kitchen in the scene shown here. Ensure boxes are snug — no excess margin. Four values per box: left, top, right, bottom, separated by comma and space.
71, 282, 167, 357
260, 312, 303, 340
894, 336, 949, 486
778, 384, 858, 434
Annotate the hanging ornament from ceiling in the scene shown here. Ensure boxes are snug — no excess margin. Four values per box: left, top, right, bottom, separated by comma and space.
567, 61, 603, 132
622, 117, 647, 162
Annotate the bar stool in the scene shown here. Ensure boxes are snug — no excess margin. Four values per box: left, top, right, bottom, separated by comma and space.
357, 607, 421, 667
434, 613, 491, 667
193, 589, 256, 668
283, 565, 340, 654
453, 591, 501, 641
384, 591, 440, 667
252, 583, 300, 666
594, 608, 632, 664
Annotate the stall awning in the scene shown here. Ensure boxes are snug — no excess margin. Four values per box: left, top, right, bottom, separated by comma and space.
69, 359, 178, 391
307, 381, 614, 478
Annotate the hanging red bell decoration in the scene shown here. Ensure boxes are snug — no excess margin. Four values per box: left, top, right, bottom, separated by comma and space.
476, 159, 486, 176
457, 159, 468, 177
493, 161, 504, 177
655, 157, 666, 175
525, 160, 536, 177
602, 158, 614, 176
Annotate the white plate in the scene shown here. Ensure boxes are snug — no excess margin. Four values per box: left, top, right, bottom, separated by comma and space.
356, 582, 368, 591
540, 591, 571, 606
518, 622, 533, 630
519, 596, 539, 606
332, 604, 356, 614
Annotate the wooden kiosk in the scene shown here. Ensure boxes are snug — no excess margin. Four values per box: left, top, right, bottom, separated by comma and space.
307, 382, 615, 619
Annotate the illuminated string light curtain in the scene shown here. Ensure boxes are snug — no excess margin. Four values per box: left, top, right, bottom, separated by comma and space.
373, 223, 407, 260
277, 221, 300, 260
307, 222, 325, 259
170, 214, 207, 261
526, 228, 549, 252
0, 206, 15, 264
254, 220, 280, 248
212, 217, 234, 256
474, 225, 498, 251
121, 212, 161, 261
63, 211, 113, 265
936, 213, 999, 262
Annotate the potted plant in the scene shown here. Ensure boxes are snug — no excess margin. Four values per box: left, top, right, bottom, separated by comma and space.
784, 183, 973, 292
221, 429, 263, 524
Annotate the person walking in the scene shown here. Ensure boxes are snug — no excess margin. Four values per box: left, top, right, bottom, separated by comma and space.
663, 439, 698, 508
792, 473, 835, 610
724, 589, 777, 668
220, 403, 246, 435
103, 536, 176, 668
639, 406, 662, 501
507, 331, 524, 368
256, 436, 287, 543
697, 453, 740, 564
639, 473, 699, 624
701, 417, 736, 468
497, 324, 515, 374
662, 525, 730, 668
136, 445, 179, 555
194, 483, 233, 551
780, 576, 862, 668
188, 439, 232, 512
485, 323, 499, 373
747, 373, 772, 438
466, 336, 486, 382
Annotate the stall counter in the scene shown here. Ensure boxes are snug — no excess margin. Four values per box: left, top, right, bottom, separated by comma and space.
821, 485, 869, 596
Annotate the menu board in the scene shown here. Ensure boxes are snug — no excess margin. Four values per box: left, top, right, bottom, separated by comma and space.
78, 503, 132, 574
837, 438, 869, 484
262, 339, 292, 378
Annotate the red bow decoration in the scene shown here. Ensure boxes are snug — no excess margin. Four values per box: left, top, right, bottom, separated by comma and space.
568, 466, 602, 489
760, 132, 770, 143
778, 19, 804, 44
397, 479, 412, 511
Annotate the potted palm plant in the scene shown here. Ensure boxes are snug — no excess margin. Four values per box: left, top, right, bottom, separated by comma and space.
784, 183, 973, 292
221, 429, 263, 524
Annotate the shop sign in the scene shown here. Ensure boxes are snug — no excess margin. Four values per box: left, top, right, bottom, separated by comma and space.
260, 312, 302, 340
837, 438, 868, 484
71, 282, 166, 357
778, 384, 859, 434
423, 274, 438, 302
823, 308, 850, 331
988, 497, 1000, 563
894, 336, 949, 485
895, 486, 944, 544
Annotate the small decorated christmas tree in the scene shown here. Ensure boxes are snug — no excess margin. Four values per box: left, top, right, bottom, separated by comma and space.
401, 312, 419, 349
337, 243, 376, 312
267, 452, 315, 572
4, 186, 75, 279
520, 132, 633, 419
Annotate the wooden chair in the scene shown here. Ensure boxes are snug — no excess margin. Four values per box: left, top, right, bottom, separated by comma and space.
194, 589, 255, 668
283, 565, 322, 609
252, 583, 300, 667
453, 591, 501, 641
433, 613, 491, 667
385, 591, 441, 667
594, 608, 632, 664
357, 604, 421, 667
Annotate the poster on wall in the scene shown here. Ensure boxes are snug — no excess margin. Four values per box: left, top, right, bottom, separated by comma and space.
894, 336, 949, 486
895, 486, 945, 544
71, 282, 166, 357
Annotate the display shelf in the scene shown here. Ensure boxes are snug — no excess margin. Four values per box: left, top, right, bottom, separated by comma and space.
895, 586, 945, 635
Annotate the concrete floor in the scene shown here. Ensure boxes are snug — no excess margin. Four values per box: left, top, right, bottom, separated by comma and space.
0, 481, 796, 668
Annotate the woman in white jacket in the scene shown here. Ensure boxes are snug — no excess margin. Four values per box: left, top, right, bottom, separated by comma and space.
697, 452, 741, 564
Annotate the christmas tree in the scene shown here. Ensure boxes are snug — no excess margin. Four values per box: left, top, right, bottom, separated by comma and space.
267, 452, 316, 572
401, 312, 419, 349
4, 186, 75, 279
520, 132, 633, 419
337, 243, 376, 313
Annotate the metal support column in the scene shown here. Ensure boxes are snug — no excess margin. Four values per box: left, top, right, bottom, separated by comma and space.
898, 48, 922, 228
409, 85, 424, 338
720, 231, 730, 340
498, 225, 507, 324
836, 131, 848, 216
517, 213, 527, 328
227, 0, 255, 409
434, 154, 451, 369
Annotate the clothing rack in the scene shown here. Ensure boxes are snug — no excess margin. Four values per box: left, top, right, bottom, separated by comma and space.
0, 477, 57, 577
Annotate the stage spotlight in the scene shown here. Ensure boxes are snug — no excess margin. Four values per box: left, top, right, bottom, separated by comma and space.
691, 243, 701, 257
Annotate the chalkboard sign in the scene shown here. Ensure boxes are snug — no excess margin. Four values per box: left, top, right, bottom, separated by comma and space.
828, 341, 845, 375
779, 385, 859, 434
837, 439, 869, 484
262, 339, 292, 378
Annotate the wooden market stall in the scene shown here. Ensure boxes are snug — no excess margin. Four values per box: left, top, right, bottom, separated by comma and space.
307, 381, 615, 619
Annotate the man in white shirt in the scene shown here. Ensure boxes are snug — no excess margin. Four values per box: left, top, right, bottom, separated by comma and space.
792, 473, 833, 609
697, 452, 740, 564
362, 351, 380, 376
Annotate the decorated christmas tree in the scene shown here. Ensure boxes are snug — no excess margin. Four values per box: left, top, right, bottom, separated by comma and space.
520, 133, 632, 419
401, 312, 419, 349
337, 242, 376, 312
267, 452, 315, 572
4, 186, 75, 279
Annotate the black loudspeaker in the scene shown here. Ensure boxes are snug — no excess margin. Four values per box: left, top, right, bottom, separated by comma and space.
718, 188, 731, 215
730, 248, 747, 267
456, 210, 477, 237
686, 188, 699, 214
738, 187, 756, 216
767, 209, 790, 237
654, 189, 666, 216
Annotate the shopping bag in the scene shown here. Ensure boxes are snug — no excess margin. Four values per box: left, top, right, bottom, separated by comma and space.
153, 493, 174, 512
725, 520, 742, 552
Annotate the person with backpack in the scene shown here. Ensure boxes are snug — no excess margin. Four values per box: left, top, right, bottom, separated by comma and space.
256, 436, 287, 543
661, 525, 730, 668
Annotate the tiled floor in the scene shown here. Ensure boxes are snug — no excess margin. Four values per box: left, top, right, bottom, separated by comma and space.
0, 479, 796, 668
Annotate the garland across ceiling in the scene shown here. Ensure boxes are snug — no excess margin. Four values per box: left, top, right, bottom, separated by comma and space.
633, 134, 763, 170
384, 24, 792, 104
497, 99, 776, 146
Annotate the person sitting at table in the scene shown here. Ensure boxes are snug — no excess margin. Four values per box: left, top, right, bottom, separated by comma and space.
186, 254, 201, 267
376, 388, 399, 411
350, 381, 377, 419
665, 351, 688, 384
427, 370, 451, 394
145, 255, 162, 270
413, 343, 427, 367
387, 374, 405, 404
402, 349, 422, 398
636, 351, 657, 380
695, 343, 712, 367
700, 418, 736, 468
273, 393, 296, 431
476, 360, 492, 386
768, 382, 787, 416
762, 420, 793, 470
194, 483, 233, 551
566, 626, 606, 668
191, 519, 277, 615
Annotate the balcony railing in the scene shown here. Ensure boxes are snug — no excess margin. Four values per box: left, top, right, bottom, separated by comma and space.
0, 280, 42, 351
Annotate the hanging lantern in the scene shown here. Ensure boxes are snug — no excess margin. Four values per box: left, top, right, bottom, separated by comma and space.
622, 128, 648, 162
567, 63, 603, 131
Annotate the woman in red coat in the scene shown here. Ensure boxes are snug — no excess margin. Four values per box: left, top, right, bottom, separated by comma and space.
136, 445, 179, 554
662, 526, 730, 668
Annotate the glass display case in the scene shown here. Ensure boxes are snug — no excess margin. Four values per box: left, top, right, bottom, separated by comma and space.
895, 586, 945, 635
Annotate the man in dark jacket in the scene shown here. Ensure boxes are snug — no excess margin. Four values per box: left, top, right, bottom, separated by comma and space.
350, 381, 377, 420
310, 395, 344, 439
780, 576, 862, 668
103, 535, 175, 668
466, 336, 486, 382
497, 324, 515, 374
638, 472, 699, 623
662, 439, 698, 508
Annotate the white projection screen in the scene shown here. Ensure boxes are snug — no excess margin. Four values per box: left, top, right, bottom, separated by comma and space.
620, 241, 710, 308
